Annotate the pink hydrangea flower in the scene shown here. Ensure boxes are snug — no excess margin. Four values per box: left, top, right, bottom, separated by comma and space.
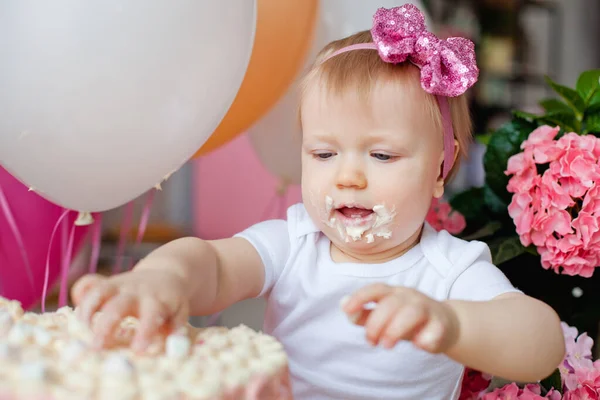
426, 197, 466, 234
459, 368, 492, 400
559, 322, 600, 397
563, 385, 599, 400
478, 323, 600, 399
505, 126, 600, 277
482, 383, 561, 399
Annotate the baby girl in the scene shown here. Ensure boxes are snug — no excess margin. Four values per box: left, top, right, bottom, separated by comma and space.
73, 5, 565, 399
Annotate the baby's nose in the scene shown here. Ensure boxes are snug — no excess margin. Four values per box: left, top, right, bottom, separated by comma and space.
335, 165, 367, 189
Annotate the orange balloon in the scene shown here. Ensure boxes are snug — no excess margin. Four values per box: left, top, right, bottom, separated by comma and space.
193, 0, 318, 157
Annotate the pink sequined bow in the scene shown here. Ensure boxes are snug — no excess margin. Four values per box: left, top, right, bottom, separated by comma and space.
371, 5, 479, 97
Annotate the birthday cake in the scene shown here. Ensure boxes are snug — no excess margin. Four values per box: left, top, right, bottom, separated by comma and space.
0, 297, 291, 399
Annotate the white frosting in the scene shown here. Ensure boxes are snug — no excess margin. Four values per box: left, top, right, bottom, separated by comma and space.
19, 361, 49, 382
8, 321, 34, 344
165, 333, 191, 359
0, 310, 14, 336
60, 340, 88, 363
33, 327, 53, 346
103, 353, 135, 377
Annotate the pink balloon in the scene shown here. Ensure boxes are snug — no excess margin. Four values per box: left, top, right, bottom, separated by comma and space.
193, 134, 301, 240
0, 166, 89, 310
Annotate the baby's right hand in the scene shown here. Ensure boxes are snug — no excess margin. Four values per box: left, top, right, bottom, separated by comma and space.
71, 268, 190, 352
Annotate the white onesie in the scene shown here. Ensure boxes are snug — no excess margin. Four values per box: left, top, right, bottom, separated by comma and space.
234, 203, 520, 400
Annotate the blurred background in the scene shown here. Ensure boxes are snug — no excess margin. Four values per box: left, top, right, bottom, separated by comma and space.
2, 0, 598, 332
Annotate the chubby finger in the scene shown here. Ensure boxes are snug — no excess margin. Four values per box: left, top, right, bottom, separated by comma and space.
349, 308, 371, 326
77, 283, 118, 325
170, 301, 190, 333
343, 283, 393, 315
71, 274, 106, 307
380, 303, 429, 349
92, 294, 137, 348
364, 296, 400, 346
413, 318, 447, 353
131, 299, 170, 353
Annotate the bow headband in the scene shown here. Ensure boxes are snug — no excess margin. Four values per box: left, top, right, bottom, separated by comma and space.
321, 4, 479, 179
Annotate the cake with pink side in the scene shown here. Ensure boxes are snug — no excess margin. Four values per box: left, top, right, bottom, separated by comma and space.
0, 297, 292, 400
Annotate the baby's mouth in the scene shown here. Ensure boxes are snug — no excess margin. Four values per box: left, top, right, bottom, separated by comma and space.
334, 205, 375, 226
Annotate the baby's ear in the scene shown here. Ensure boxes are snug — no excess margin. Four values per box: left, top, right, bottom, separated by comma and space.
434, 138, 460, 197
452, 139, 460, 165
433, 177, 444, 199
433, 146, 446, 198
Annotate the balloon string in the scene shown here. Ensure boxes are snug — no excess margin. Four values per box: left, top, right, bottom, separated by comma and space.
127, 190, 155, 270
61, 210, 68, 272
89, 213, 103, 275
0, 182, 35, 290
42, 209, 70, 313
114, 201, 134, 274
58, 222, 76, 308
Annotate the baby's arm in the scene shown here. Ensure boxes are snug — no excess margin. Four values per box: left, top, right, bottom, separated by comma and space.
445, 292, 565, 382
134, 236, 266, 316
73, 236, 265, 349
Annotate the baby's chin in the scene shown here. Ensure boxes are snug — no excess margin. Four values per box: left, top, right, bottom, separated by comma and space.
324, 226, 398, 251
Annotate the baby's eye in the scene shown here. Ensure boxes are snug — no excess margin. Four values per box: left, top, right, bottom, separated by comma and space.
314, 152, 335, 160
371, 153, 392, 161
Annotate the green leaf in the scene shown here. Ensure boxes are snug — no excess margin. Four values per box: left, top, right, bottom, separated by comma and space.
540, 368, 562, 394
589, 90, 600, 110
475, 133, 493, 146
483, 185, 508, 216
483, 118, 538, 204
539, 98, 573, 114
586, 101, 600, 116
449, 187, 485, 223
525, 245, 539, 256
545, 75, 586, 117
584, 113, 600, 134
461, 221, 502, 241
489, 236, 527, 265
512, 110, 542, 123
576, 69, 600, 104
539, 111, 580, 133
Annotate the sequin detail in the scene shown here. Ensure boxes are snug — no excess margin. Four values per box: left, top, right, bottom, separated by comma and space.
371, 5, 479, 97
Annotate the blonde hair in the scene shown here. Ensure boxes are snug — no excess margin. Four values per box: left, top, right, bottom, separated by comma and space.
298, 30, 472, 182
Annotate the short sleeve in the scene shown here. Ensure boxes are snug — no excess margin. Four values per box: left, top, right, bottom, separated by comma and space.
233, 219, 290, 297
447, 242, 522, 301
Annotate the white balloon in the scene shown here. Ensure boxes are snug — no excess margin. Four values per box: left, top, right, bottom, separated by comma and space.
0, 0, 256, 212
248, 0, 429, 185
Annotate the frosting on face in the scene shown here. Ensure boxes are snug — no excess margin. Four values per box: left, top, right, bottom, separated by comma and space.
322, 195, 397, 244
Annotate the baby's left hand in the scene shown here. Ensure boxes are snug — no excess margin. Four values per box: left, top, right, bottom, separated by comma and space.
341, 283, 459, 353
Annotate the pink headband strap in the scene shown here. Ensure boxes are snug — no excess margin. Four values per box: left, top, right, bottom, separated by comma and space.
319, 5, 479, 179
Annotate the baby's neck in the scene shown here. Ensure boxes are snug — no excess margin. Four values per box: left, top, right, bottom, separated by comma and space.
329, 225, 423, 264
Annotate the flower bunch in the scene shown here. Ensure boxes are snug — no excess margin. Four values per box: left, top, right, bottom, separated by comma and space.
482, 383, 561, 400
505, 125, 600, 277
559, 322, 600, 399
460, 322, 600, 399
426, 197, 467, 234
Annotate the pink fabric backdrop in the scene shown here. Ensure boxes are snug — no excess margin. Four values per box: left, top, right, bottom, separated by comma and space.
193, 134, 302, 240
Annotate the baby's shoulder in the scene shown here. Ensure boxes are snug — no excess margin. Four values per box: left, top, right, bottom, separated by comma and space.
286, 203, 321, 239
420, 223, 493, 274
